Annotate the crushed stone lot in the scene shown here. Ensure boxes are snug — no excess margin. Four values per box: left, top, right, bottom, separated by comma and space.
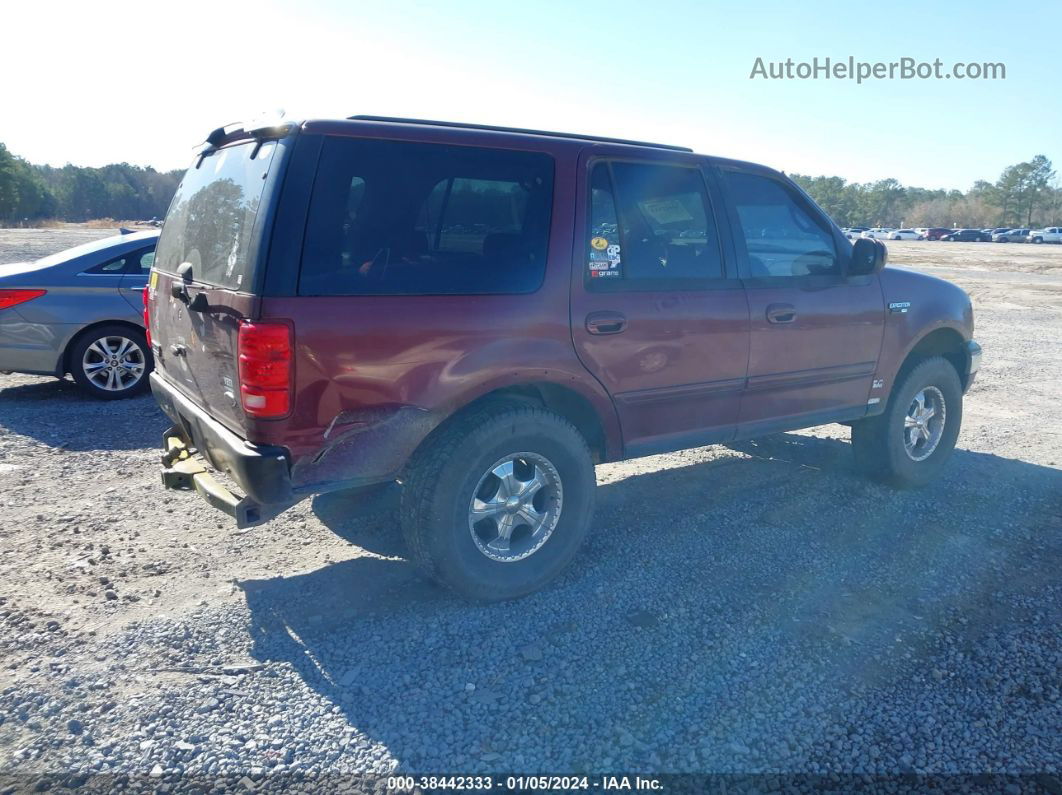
0, 230, 1060, 789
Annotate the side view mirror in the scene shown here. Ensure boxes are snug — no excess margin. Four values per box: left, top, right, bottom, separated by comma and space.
850, 237, 887, 276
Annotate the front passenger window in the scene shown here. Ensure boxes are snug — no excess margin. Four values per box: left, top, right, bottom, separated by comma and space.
724, 171, 839, 278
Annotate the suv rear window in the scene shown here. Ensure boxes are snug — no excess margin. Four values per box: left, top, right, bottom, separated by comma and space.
298, 138, 554, 295
154, 140, 278, 291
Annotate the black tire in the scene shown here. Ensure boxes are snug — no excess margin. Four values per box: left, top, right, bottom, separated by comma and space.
69, 324, 153, 399
851, 357, 963, 488
400, 402, 596, 601
1032, 237, 1043, 244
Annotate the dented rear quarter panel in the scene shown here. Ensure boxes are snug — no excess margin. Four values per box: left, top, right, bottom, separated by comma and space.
257, 292, 622, 490
250, 128, 623, 489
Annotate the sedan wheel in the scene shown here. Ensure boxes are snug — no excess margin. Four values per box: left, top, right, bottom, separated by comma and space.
83, 336, 145, 392
70, 324, 153, 399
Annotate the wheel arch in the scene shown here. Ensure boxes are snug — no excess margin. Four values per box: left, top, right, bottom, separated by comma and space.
894, 326, 970, 391
62, 319, 148, 376
424, 380, 620, 465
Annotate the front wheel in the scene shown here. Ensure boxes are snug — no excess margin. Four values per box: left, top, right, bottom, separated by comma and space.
400, 403, 596, 600
1032, 237, 1043, 244
69, 325, 153, 399
851, 357, 963, 488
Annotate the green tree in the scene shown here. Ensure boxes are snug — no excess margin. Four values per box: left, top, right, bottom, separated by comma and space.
0, 142, 55, 222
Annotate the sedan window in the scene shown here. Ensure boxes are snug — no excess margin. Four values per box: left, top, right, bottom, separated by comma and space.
85, 256, 130, 274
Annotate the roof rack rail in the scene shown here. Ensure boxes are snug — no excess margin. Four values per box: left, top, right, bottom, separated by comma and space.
348, 115, 693, 152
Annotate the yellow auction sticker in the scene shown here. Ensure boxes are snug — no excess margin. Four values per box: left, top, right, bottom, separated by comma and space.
591, 236, 609, 250
149, 271, 158, 289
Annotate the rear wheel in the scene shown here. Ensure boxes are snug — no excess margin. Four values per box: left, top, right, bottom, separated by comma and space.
69, 325, 152, 399
851, 357, 962, 488
400, 403, 596, 600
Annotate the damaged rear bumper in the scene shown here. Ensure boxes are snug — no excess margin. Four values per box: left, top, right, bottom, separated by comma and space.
160, 433, 293, 528
152, 372, 296, 528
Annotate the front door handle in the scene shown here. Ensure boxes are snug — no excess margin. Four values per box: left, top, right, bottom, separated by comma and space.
586, 311, 627, 335
766, 303, 797, 324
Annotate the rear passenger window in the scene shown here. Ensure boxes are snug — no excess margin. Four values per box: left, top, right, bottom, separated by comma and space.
586, 161, 722, 287
299, 139, 553, 295
724, 171, 839, 278
85, 256, 129, 274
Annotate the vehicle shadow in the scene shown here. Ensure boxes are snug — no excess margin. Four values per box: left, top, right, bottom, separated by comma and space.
309, 483, 405, 558
236, 433, 1061, 772
0, 376, 165, 451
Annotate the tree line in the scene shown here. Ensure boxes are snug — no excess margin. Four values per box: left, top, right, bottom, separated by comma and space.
0, 142, 182, 224
2, 140, 1059, 231
790, 155, 1060, 230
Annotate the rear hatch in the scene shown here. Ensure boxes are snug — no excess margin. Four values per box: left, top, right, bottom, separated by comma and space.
150, 132, 290, 435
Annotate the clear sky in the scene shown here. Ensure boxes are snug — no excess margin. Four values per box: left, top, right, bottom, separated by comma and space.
2, 0, 1059, 190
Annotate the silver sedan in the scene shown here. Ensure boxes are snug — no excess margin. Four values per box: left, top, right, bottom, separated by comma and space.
0, 230, 158, 398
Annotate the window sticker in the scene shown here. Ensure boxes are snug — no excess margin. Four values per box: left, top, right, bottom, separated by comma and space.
639, 197, 694, 225
588, 242, 621, 278
590, 236, 609, 251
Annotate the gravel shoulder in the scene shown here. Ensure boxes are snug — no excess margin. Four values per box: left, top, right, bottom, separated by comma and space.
0, 231, 1059, 786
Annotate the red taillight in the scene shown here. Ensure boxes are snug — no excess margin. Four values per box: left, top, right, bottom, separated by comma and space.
0, 289, 47, 311
237, 321, 292, 418
141, 285, 151, 347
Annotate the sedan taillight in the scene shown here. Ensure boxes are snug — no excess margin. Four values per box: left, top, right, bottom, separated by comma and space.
237, 320, 292, 418
142, 285, 152, 347
0, 289, 47, 311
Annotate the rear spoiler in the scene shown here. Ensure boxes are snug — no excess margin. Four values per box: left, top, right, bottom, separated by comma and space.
194, 115, 298, 158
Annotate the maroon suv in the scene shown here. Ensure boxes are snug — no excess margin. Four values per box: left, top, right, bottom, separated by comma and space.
148, 116, 981, 600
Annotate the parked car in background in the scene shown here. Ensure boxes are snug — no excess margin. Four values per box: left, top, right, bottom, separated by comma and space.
1028, 227, 1062, 244
942, 228, 991, 242
921, 228, 952, 241
988, 228, 1011, 236
861, 228, 896, 240
993, 228, 1030, 242
147, 115, 981, 600
888, 229, 921, 240
0, 230, 158, 398
842, 227, 868, 240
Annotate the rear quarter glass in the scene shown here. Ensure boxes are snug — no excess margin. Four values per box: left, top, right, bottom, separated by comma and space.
296, 137, 554, 296
154, 140, 280, 291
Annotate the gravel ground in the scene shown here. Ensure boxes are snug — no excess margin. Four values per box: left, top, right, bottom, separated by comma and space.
0, 230, 1060, 790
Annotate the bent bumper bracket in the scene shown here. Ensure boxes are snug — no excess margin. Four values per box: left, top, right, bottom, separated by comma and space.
160, 430, 288, 529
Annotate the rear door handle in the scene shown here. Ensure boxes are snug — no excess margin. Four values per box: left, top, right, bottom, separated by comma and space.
766, 303, 796, 324
586, 311, 627, 335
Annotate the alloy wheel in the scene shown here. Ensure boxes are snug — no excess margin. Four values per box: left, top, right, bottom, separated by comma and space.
903, 386, 946, 462
81, 335, 146, 392
468, 452, 563, 562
